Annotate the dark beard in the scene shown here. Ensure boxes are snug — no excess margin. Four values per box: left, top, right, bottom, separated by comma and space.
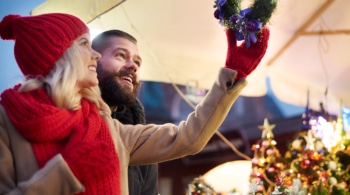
98, 68, 141, 107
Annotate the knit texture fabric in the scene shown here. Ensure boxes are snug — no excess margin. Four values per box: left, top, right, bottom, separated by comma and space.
0, 85, 120, 194
0, 13, 89, 77
225, 28, 270, 81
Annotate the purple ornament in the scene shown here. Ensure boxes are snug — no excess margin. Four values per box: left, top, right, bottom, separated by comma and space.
229, 14, 239, 24
214, 9, 220, 19
245, 21, 257, 31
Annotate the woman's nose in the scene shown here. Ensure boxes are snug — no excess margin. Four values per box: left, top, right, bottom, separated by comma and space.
92, 49, 101, 60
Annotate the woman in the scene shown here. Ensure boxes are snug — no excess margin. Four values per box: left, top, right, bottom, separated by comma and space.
0, 13, 269, 194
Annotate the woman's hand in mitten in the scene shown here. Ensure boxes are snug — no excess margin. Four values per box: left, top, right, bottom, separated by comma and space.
225, 27, 270, 81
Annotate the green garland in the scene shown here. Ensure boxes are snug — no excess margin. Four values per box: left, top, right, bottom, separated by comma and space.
214, 0, 241, 30
250, 0, 278, 26
214, 0, 277, 47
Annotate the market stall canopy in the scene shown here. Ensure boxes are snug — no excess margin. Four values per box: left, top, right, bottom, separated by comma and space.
31, 0, 350, 115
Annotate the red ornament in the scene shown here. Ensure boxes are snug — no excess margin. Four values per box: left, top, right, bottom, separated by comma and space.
300, 159, 310, 169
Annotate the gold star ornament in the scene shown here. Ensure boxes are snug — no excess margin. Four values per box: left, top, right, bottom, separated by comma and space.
258, 118, 276, 139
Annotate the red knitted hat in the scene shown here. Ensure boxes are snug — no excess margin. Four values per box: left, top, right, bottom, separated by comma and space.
0, 13, 89, 77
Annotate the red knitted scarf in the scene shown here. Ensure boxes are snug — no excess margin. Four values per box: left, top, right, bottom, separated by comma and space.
0, 85, 120, 194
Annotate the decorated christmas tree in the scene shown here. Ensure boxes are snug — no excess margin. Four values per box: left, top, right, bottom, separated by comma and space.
249, 118, 284, 194
247, 101, 350, 194
276, 104, 350, 195
187, 176, 216, 195
187, 105, 350, 194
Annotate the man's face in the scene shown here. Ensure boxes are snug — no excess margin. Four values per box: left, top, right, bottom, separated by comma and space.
97, 37, 142, 106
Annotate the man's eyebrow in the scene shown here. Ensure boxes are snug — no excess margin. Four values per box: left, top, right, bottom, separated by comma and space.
114, 47, 142, 62
113, 47, 128, 53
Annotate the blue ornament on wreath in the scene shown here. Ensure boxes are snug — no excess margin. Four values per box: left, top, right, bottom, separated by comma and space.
229, 8, 262, 48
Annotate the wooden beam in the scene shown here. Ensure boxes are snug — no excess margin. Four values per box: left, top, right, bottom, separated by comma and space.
300, 29, 350, 35
267, 0, 336, 66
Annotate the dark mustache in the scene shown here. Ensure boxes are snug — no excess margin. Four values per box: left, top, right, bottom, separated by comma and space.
114, 69, 136, 78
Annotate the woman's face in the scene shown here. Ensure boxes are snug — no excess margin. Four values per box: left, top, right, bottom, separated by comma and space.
76, 33, 101, 89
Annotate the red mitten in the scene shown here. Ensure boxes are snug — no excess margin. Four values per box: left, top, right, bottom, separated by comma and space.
225, 27, 270, 81
61, 129, 116, 182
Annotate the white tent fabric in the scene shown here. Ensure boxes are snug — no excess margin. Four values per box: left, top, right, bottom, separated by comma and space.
31, 0, 350, 115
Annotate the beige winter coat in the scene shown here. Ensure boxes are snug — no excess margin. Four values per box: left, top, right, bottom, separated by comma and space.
0, 68, 246, 195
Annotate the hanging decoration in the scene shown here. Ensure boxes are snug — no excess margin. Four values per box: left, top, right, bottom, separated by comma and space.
213, 0, 277, 47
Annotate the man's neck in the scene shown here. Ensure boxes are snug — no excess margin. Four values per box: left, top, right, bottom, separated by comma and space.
110, 106, 118, 112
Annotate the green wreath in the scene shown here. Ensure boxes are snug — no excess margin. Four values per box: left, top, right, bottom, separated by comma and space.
213, 0, 277, 47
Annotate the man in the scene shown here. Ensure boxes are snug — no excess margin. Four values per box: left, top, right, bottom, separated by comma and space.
92, 30, 159, 195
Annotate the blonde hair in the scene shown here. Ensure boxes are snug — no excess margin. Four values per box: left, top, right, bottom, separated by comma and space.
18, 41, 111, 117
